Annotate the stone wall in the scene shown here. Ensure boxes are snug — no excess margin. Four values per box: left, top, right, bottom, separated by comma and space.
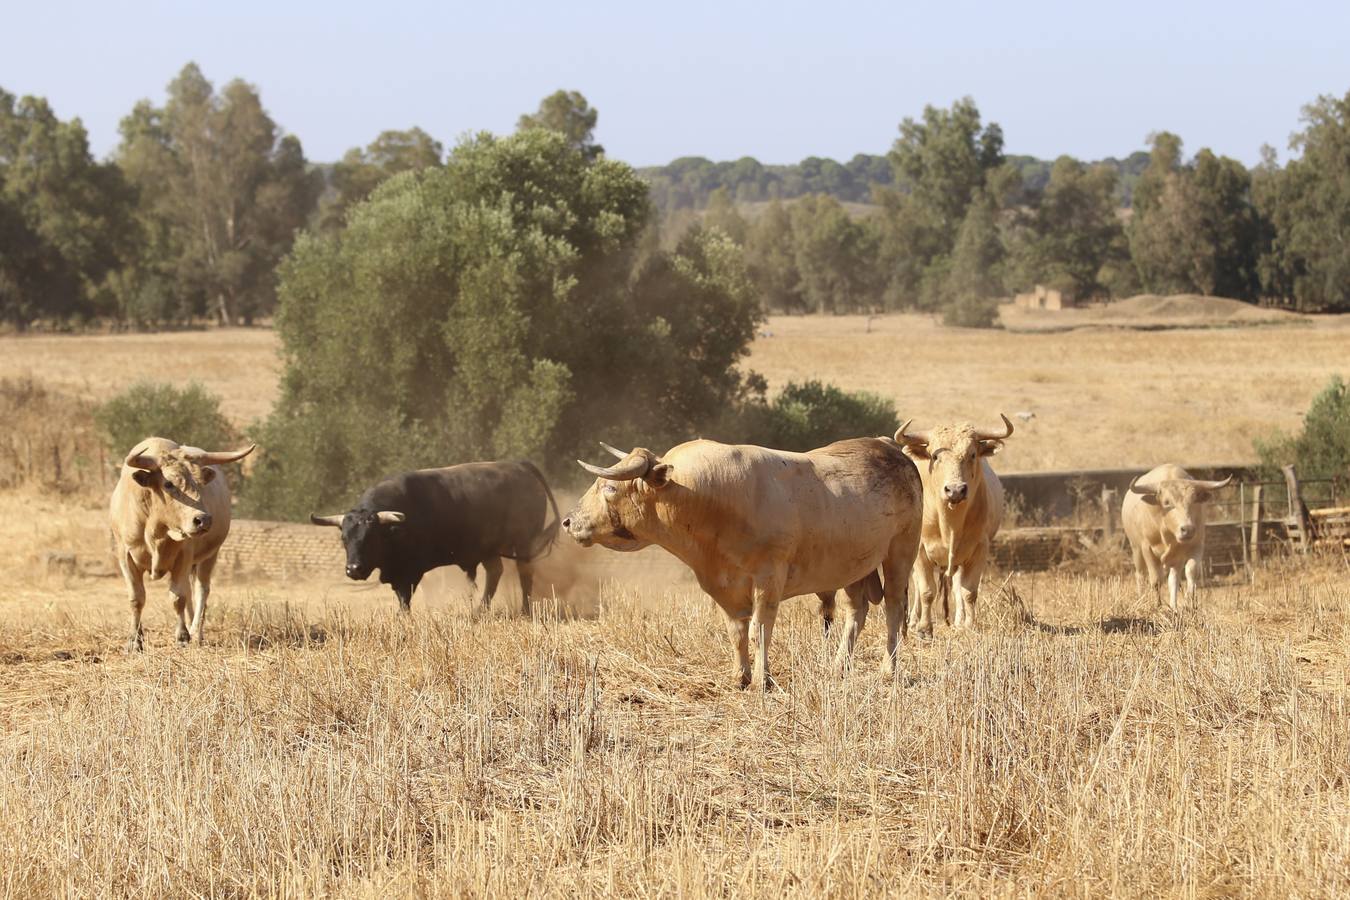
218, 519, 345, 579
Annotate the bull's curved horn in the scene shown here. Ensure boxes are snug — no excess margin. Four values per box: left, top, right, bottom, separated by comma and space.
182, 444, 256, 466
1191, 474, 1233, 491
124, 446, 161, 471
599, 441, 629, 460
375, 511, 407, 525
577, 453, 652, 481
974, 413, 1015, 442
1128, 476, 1158, 496
310, 514, 344, 527
895, 419, 931, 446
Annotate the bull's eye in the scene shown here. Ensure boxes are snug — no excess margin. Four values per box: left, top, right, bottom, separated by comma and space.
603, 484, 618, 499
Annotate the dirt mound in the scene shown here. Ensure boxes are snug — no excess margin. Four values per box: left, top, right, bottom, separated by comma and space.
1107, 294, 1295, 323
1002, 293, 1301, 332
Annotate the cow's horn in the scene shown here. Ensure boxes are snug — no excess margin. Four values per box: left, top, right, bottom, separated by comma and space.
1128, 476, 1157, 496
1192, 474, 1233, 491
974, 414, 1015, 442
577, 453, 651, 481
183, 444, 256, 465
599, 441, 629, 460
124, 446, 161, 471
310, 514, 344, 527
376, 511, 407, 525
895, 419, 930, 446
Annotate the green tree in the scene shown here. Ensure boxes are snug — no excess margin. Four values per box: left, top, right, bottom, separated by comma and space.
738, 380, 899, 451
1009, 156, 1130, 299
1253, 92, 1350, 311
942, 188, 1004, 327
743, 200, 804, 312
789, 194, 879, 313
1256, 375, 1350, 483
1128, 133, 1261, 300
876, 97, 1009, 308
517, 90, 603, 160
318, 127, 442, 232
0, 89, 131, 325
248, 129, 762, 519
702, 187, 748, 244
115, 63, 319, 325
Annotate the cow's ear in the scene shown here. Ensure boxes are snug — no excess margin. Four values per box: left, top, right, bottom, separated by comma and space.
201, 467, 217, 484
901, 445, 930, 462
645, 463, 673, 489
132, 469, 159, 488
977, 440, 1002, 457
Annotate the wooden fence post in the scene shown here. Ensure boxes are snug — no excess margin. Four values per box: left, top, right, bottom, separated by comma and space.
1283, 464, 1311, 553
1101, 486, 1118, 540
1248, 484, 1263, 566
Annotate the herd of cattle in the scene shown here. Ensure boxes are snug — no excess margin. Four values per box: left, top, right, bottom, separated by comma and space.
109, 421, 1232, 687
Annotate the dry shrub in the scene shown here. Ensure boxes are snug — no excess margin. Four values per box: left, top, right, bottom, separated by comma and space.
0, 376, 109, 494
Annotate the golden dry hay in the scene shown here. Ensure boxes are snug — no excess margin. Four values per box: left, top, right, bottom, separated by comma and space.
0, 491, 1346, 897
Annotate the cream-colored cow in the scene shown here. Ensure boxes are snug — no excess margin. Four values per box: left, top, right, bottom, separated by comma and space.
109, 437, 254, 650
562, 438, 923, 689
895, 415, 1013, 634
1123, 464, 1231, 611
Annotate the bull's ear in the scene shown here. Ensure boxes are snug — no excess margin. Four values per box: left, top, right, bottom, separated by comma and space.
977, 440, 1003, 457
201, 467, 217, 484
901, 445, 930, 461
1195, 490, 1212, 504
645, 463, 673, 488
1138, 492, 1161, 506
132, 469, 159, 488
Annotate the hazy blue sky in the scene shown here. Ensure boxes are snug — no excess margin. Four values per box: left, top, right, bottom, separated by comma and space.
3, 1, 1347, 167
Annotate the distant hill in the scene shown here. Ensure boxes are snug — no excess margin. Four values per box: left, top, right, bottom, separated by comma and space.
640, 150, 1152, 215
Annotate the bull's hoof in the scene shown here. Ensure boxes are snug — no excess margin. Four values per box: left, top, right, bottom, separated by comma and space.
736, 672, 751, 690
126, 635, 144, 653
176, 628, 191, 645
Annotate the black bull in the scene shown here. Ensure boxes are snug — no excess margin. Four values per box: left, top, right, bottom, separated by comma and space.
311, 461, 560, 613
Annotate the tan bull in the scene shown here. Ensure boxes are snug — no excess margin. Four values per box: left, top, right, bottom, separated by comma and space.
109, 437, 255, 650
1123, 464, 1232, 612
562, 438, 923, 690
896, 415, 1013, 635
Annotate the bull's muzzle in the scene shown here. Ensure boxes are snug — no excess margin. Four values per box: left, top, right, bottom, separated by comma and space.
191, 512, 213, 534
345, 564, 371, 580
942, 483, 969, 504
561, 514, 593, 546
1176, 523, 1196, 541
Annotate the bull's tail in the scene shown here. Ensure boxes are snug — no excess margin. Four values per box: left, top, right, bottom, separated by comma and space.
520, 461, 562, 561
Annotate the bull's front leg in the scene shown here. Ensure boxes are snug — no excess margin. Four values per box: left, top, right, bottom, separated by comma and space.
1183, 557, 1200, 606
1167, 566, 1181, 613
189, 554, 217, 644
119, 553, 147, 652
168, 557, 193, 645
711, 588, 753, 689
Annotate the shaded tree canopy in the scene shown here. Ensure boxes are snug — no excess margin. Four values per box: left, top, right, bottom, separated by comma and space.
247, 128, 763, 518
115, 63, 319, 325
517, 90, 603, 160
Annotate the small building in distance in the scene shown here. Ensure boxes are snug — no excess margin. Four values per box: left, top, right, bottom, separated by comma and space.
1013, 284, 1077, 310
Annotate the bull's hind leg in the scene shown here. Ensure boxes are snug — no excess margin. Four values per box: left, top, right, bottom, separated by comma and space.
817, 592, 836, 636
831, 589, 870, 675
188, 553, 217, 644
478, 557, 504, 610
120, 553, 147, 652
517, 562, 534, 617
882, 537, 920, 674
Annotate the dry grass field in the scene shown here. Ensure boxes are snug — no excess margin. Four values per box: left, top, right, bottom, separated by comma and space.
1, 312, 1348, 896
3, 306, 1347, 471
0, 490, 1346, 896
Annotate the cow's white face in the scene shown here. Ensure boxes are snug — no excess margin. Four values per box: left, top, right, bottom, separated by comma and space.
563, 447, 670, 552
904, 425, 1000, 509
1137, 481, 1214, 545
130, 453, 218, 541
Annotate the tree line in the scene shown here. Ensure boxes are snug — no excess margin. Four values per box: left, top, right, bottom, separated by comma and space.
2, 67, 1349, 334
